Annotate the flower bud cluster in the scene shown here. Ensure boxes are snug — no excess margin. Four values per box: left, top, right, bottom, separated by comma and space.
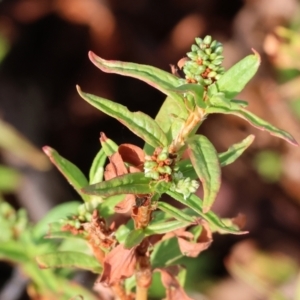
170, 171, 199, 200
59, 198, 101, 229
181, 35, 225, 86
144, 147, 176, 181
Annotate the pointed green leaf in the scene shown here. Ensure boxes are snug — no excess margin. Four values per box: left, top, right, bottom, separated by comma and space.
167, 190, 247, 235
89, 148, 106, 184
206, 105, 298, 146
36, 251, 102, 274
214, 51, 261, 99
88, 51, 183, 102
43, 146, 90, 202
77, 87, 168, 148
82, 172, 152, 197
219, 134, 255, 166
33, 201, 81, 240
157, 201, 195, 223
100, 134, 118, 156
170, 84, 206, 108
124, 229, 145, 249
145, 220, 189, 235
177, 135, 255, 179
187, 135, 221, 213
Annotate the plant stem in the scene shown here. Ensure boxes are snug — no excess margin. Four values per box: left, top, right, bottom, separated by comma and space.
135, 285, 148, 300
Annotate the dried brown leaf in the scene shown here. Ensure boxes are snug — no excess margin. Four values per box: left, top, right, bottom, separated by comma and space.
118, 144, 145, 167
114, 194, 135, 213
99, 244, 137, 285
155, 267, 193, 300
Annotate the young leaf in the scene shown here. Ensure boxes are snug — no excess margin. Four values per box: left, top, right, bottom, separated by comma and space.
205, 105, 298, 146
43, 147, 90, 202
88, 51, 183, 102
100, 133, 118, 156
77, 86, 168, 148
124, 229, 145, 249
157, 201, 196, 223
89, 148, 106, 184
219, 134, 255, 166
213, 51, 261, 99
82, 173, 152, 197
36, 251, 102, 274
187, 135, 221, 213
167, 190, 247, 235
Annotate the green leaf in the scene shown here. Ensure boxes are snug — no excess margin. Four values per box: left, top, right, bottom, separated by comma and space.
167, 190, 246, 235
187, 135, 221, 213
43, 147, 90, 202
36, 251, 102, 274
115, 220, 134, 244
33, 201, 81, 240
209, 92, 231, 108
99, 194, 126, 218
219, 134, 255, 167
89, 148, 106, 184
124, 229, 145, 249
214, 51, 261, 99
145, 220, 189, 235
88, 51, 183, 102
0, 240, 29, 263
177, 135, 255, 179
82, 173, 152, 197
157, 201, 195, 223
77, 86, 168, 149
170, 84, 206, 108
144, 97, 188, 154
205, 105, 298, 146
151, 237, 183, 268
100, 134, 118, 156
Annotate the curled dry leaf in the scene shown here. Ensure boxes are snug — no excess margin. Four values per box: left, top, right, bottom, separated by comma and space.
118, 144, 145, 168
104, 152, 128, 180
99, 244, 137, 285
114, 194, 136, 213
177, 57, 189, 70
165, 221, 213, 257
155, 266, 193, 300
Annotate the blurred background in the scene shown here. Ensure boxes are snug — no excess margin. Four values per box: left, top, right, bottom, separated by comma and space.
1, 0, 300, 299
